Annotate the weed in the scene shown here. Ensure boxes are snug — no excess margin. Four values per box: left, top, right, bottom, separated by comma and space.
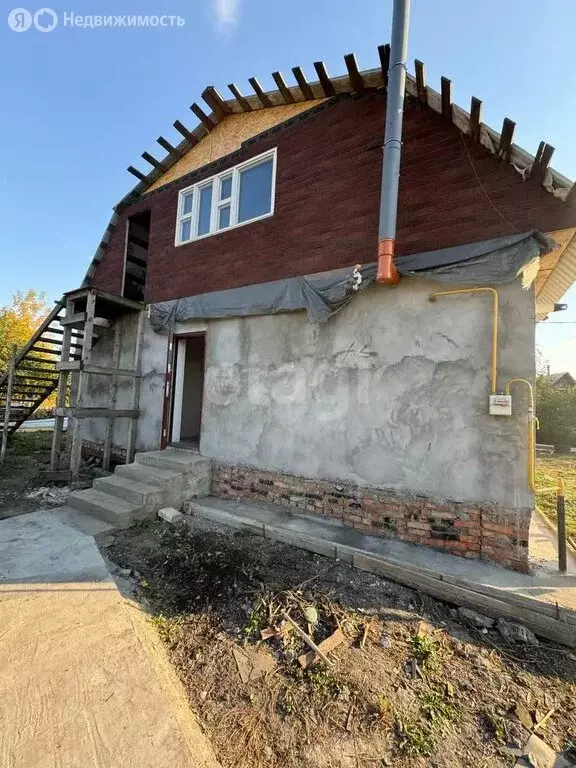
306, 666, 343, 701
279, 688, 296, 715
150, 613, 175, 643
484, 710, 507, 742
418, 690, 456, 725
243, 597, 268, 641
396, 718, 435, 757
411, 633, 440, 668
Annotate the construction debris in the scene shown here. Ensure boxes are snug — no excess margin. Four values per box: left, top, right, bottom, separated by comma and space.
282, 612, 334, 667
497, 618, 539, 645
297, 628, 345, 668
158, 507, 184, 524
232, 646, 276, 684
25, 485, 71, 505
458, 607, 495, 629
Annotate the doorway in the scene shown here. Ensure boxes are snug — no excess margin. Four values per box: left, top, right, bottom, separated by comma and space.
170, 334, 206, 449
123, 211, 150, 301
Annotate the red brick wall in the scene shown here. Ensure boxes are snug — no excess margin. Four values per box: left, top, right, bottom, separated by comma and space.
211, 463, 531, 572
91, 93, 576, 302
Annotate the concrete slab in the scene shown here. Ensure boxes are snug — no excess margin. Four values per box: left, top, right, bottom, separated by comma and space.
0, 509, 111, 583
188, 497, 576, 612
0, 508, 220, 768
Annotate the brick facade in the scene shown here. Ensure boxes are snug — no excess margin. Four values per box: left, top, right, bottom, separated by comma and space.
91, 93, 576, 303
211, 463, 531, 572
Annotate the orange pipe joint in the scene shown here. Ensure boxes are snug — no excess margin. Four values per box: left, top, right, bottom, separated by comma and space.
376, 239, 400, 286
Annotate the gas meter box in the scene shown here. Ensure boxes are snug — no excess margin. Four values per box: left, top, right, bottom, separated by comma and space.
489, 394, 512, 416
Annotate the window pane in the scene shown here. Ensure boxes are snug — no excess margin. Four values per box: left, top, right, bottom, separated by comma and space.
182, 192, 193, 215
180, 218, 191, 242
218, 204, 231, 229
238, 158, 273, 223
220, 175, 232, 200
197, 184, 213, 236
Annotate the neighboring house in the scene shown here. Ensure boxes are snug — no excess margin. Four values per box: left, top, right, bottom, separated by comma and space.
57, 48, 576, 571
548, 372, 576, 388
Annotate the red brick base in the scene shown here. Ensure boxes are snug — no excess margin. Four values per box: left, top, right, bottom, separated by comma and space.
211, 463, 531, 572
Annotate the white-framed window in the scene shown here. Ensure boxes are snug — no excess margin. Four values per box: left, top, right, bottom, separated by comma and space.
175, 148, 277, 245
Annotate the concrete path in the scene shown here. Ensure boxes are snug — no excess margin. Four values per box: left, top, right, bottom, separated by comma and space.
0, 509, 220, 768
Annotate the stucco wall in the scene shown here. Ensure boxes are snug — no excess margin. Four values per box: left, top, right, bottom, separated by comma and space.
198, 278, 535, 510
83, 275, 534, 512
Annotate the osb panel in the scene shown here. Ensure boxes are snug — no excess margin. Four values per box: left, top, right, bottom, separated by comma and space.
147, 101, 323, 192
535, 227, 575, 294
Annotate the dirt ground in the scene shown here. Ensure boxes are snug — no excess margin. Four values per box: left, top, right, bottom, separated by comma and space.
0, 431, 58, 518
0, 431, 100, 519
103, 516, 576, 768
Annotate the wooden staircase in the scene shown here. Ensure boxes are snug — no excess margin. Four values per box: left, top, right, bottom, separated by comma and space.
0, 300, 83, 437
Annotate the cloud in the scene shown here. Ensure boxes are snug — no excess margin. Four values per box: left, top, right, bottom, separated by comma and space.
212, 0, 240, 33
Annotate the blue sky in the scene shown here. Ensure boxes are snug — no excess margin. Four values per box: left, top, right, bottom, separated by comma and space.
0, 0, 575, 369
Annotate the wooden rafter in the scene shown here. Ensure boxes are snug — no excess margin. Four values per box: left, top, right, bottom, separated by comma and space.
530, 141, 555, 182
157, 136, 181, 156
141, 152, 166, 171
344, 53, 364, 93
127, 166, 148, 183
227, 83, 253, 111
469, 97, 483, 141
313, 61, 336, 97
440, 77, 452, 120
190, 103, 215, 131
414, 59, 426, 102
292, 66, 314, 100
248, 77, 273, 108
378, 44, 390, 85
272, 71, 295, 104
498, 118, 516, 160
202, 86, 232, 120
173, 120, 198, 144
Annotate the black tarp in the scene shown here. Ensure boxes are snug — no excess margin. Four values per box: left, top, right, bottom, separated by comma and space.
149, 230, 555, 332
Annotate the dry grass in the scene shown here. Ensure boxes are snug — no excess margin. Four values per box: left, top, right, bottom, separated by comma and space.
536, 454, 576, 539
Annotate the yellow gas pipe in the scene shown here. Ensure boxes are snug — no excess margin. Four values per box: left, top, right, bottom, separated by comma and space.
504, 378, 537, 493
429, 287, 499, 394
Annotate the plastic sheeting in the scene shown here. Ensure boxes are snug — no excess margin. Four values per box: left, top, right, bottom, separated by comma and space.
149, 229, 555, 333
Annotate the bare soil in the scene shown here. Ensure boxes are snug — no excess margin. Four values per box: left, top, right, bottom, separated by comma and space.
0, 431, 57, 518
103, 516, 576, 768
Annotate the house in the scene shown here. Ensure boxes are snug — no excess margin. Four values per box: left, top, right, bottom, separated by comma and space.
43, 48, 576, 572
548, 372, 576, 388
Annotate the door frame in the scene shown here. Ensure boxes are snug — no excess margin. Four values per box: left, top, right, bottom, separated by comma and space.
161, 331, 206, 448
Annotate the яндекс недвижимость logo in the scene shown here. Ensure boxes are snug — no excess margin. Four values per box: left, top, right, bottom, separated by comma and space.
8, 7, 58, 31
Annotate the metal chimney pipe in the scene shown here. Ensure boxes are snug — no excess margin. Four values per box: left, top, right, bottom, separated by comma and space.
376, 0, 411, 285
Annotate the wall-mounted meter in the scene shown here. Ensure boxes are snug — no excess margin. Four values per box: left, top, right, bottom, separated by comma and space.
489, 394, 512, 416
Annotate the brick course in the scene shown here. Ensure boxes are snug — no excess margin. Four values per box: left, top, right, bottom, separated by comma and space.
211, 462, 531, 572
91, 93, 576, 302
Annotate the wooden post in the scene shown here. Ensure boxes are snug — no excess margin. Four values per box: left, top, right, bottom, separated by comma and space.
557, 480, 567, 574
0, 345, 17, 464
50, 301, 73, 470
102, 321, 122, 470
125, 310, 144, 464
69, 292, 96, 480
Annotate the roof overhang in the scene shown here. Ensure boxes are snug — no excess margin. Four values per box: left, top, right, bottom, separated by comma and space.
536, 228, 576, 320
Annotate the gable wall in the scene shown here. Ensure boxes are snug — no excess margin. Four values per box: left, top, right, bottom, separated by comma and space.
91, 93, 576, 303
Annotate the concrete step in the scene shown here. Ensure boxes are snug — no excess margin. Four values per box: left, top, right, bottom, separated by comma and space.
115, 462, 183, 489
135, 449, 211, 475
67, 488, 146, 528
93, 474, 165, 512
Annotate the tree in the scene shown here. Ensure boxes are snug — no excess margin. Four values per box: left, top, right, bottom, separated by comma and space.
536, 375, 576, 448
0, 290, 51, 373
